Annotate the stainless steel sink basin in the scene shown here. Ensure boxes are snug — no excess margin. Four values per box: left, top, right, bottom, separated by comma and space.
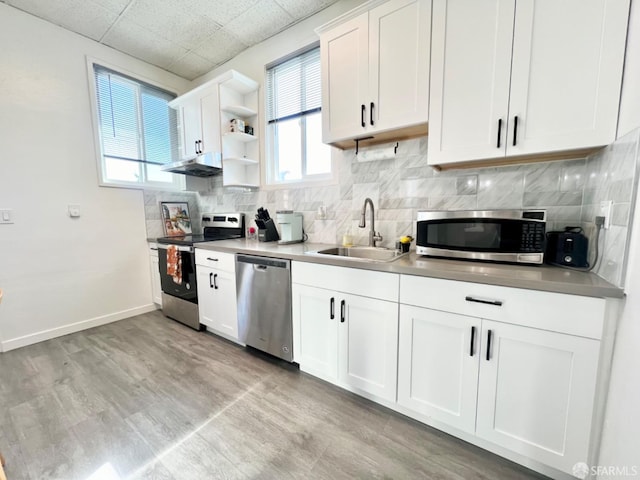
306, 246, 408, 263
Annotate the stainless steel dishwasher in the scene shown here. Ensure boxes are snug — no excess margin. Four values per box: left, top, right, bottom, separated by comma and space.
235, 254, 293, 362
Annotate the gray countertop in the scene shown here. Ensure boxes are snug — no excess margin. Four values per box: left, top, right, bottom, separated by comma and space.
190, 239, 624, 299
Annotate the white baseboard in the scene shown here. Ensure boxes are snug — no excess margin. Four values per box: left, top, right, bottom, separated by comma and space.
0, 304, 160, 352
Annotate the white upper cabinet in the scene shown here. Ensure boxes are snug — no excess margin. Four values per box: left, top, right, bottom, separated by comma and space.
318, 0, 430, 148
428, 0, 629, 166
171, 86, 221, 160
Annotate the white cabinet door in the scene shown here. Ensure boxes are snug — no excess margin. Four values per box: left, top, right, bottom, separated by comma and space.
339, 293, 398, 402
428, 0, 515, 165
398, 305, 480, 434
320, 13, 369, 143
507, 0, 629, 155
369, 0, 429, 133
199, 89, 221, 156
476, 320, 600, 474
149, 249, 162, 306
196, 266, 239, 340
178, 95, 203, 159
293, 284, 339, 383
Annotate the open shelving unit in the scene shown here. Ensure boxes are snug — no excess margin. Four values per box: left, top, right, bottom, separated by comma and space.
217, 70, 260, 188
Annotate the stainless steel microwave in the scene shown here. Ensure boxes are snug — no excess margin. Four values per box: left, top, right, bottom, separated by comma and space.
416, 210, 546, 265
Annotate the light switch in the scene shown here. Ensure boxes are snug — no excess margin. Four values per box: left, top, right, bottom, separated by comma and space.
0, 209, 13, 224
68, 204, 81, 218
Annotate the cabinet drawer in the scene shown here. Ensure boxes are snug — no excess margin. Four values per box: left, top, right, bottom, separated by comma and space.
400, 275, 605, 339
195, 249, 235, 272
293, 261, 399, 302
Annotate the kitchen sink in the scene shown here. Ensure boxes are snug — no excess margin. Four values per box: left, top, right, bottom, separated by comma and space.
306, 246, 408, 263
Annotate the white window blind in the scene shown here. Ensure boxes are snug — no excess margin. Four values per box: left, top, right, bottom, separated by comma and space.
266, 47, 321, 124
93, 65, 178, 167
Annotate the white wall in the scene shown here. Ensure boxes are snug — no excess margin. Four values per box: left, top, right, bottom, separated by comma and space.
598, 0, 640, 474
0, 4, 190, 351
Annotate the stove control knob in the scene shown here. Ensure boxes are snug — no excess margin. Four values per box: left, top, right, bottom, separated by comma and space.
564, 255, 573, 264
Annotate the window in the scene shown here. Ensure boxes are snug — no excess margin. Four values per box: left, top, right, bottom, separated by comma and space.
266, 46, 332, 185
91, 64, 182, 189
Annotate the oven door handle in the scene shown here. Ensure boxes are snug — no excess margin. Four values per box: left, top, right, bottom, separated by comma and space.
157, 244, 194, 253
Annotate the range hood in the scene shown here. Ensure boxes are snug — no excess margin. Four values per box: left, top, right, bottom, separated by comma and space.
161, 152, 222, 177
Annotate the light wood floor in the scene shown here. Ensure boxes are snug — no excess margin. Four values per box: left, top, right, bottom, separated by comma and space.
0, 311, 548, 480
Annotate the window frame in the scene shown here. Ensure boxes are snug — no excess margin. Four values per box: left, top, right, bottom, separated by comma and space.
86, 57, 185, 191
263, 45, 337, 189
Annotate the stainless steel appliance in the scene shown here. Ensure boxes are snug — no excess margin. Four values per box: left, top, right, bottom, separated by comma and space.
276, 210, 303, 244
416, 209, 546, 264
235, 255, 293, 362
157, 213, 245, 329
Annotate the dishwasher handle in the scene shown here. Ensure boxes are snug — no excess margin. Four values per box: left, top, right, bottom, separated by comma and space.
236, 254, 290, 270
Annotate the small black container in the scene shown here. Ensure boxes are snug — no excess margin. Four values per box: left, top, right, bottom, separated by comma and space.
545, 227, 589, 268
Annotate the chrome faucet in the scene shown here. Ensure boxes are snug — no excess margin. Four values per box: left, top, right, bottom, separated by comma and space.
359, 197, 383, 247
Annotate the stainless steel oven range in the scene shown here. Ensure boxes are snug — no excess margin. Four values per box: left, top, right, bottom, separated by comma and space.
156, 212, 245, 330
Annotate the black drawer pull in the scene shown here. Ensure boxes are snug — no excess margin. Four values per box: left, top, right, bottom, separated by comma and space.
496, 118, 502, 148
340, 300, 346, 323
361, 104, 366, 128
486, 329, 493, 361
206, 257, 219, 262
513, 116, 518, 146
470, 326, 476, 357
370, 102, 375, 126
330, 297, 335, 320
213, 273, 218, 289
209, 272, 214, 288
465, 296, 503, 307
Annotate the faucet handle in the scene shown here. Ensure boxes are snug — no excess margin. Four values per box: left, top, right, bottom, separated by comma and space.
373, 231, 383, 246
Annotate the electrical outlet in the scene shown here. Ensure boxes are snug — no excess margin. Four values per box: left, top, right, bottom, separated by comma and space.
599, 200, 612, 229
68, 204, 81, 218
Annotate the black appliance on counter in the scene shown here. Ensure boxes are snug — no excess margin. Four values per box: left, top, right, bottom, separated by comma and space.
255, 207, 280, 242
157, 213, 244, 330
545, 227, 589, 268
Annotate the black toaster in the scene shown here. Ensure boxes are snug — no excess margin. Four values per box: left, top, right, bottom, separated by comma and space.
545, 227, 589, 268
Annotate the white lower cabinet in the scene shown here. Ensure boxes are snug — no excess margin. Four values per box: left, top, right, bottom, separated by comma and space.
148, 243, 162, 306
476, 320, 600, 474
398, 274, 609, 477
398, 305, 480, 434
195, 250, 239, 341
292, 262, 399, 402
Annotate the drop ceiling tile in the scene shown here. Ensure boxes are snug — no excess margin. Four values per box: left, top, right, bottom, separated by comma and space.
166, 52, 216, 81
89, 0, 131, 14
102, 17, 189, 70
122, 0, 221, 49
274, 0, 338, 19
223, 0, 293, 45
5, 0, 118, 41
57, 0, 120, 41
193, 28, 247, 66
182, 0, 260, 26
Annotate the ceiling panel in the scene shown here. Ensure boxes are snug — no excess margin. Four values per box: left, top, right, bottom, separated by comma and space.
123, 0, 222, 50
102, 17, 189, 69
4, 0, 343, 79
194, 28, 248, 67
224, 0, 294, 46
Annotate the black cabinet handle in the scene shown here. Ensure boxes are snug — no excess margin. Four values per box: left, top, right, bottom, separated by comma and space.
195, 140, 199, 154
330, 297, 335, 320
213, 273, 218, 289
206, 257, 219, 262
370, 102, 375, 126
497, 118, 502, 148
209, 272, 214, 288
361, 104, 366, 128
465, 296, 503, 306
486, 330, 493, 361
470, 326, 476, 357
340, 300, 346, 323
150, 247, 158, 251
513, 116, 518, 146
